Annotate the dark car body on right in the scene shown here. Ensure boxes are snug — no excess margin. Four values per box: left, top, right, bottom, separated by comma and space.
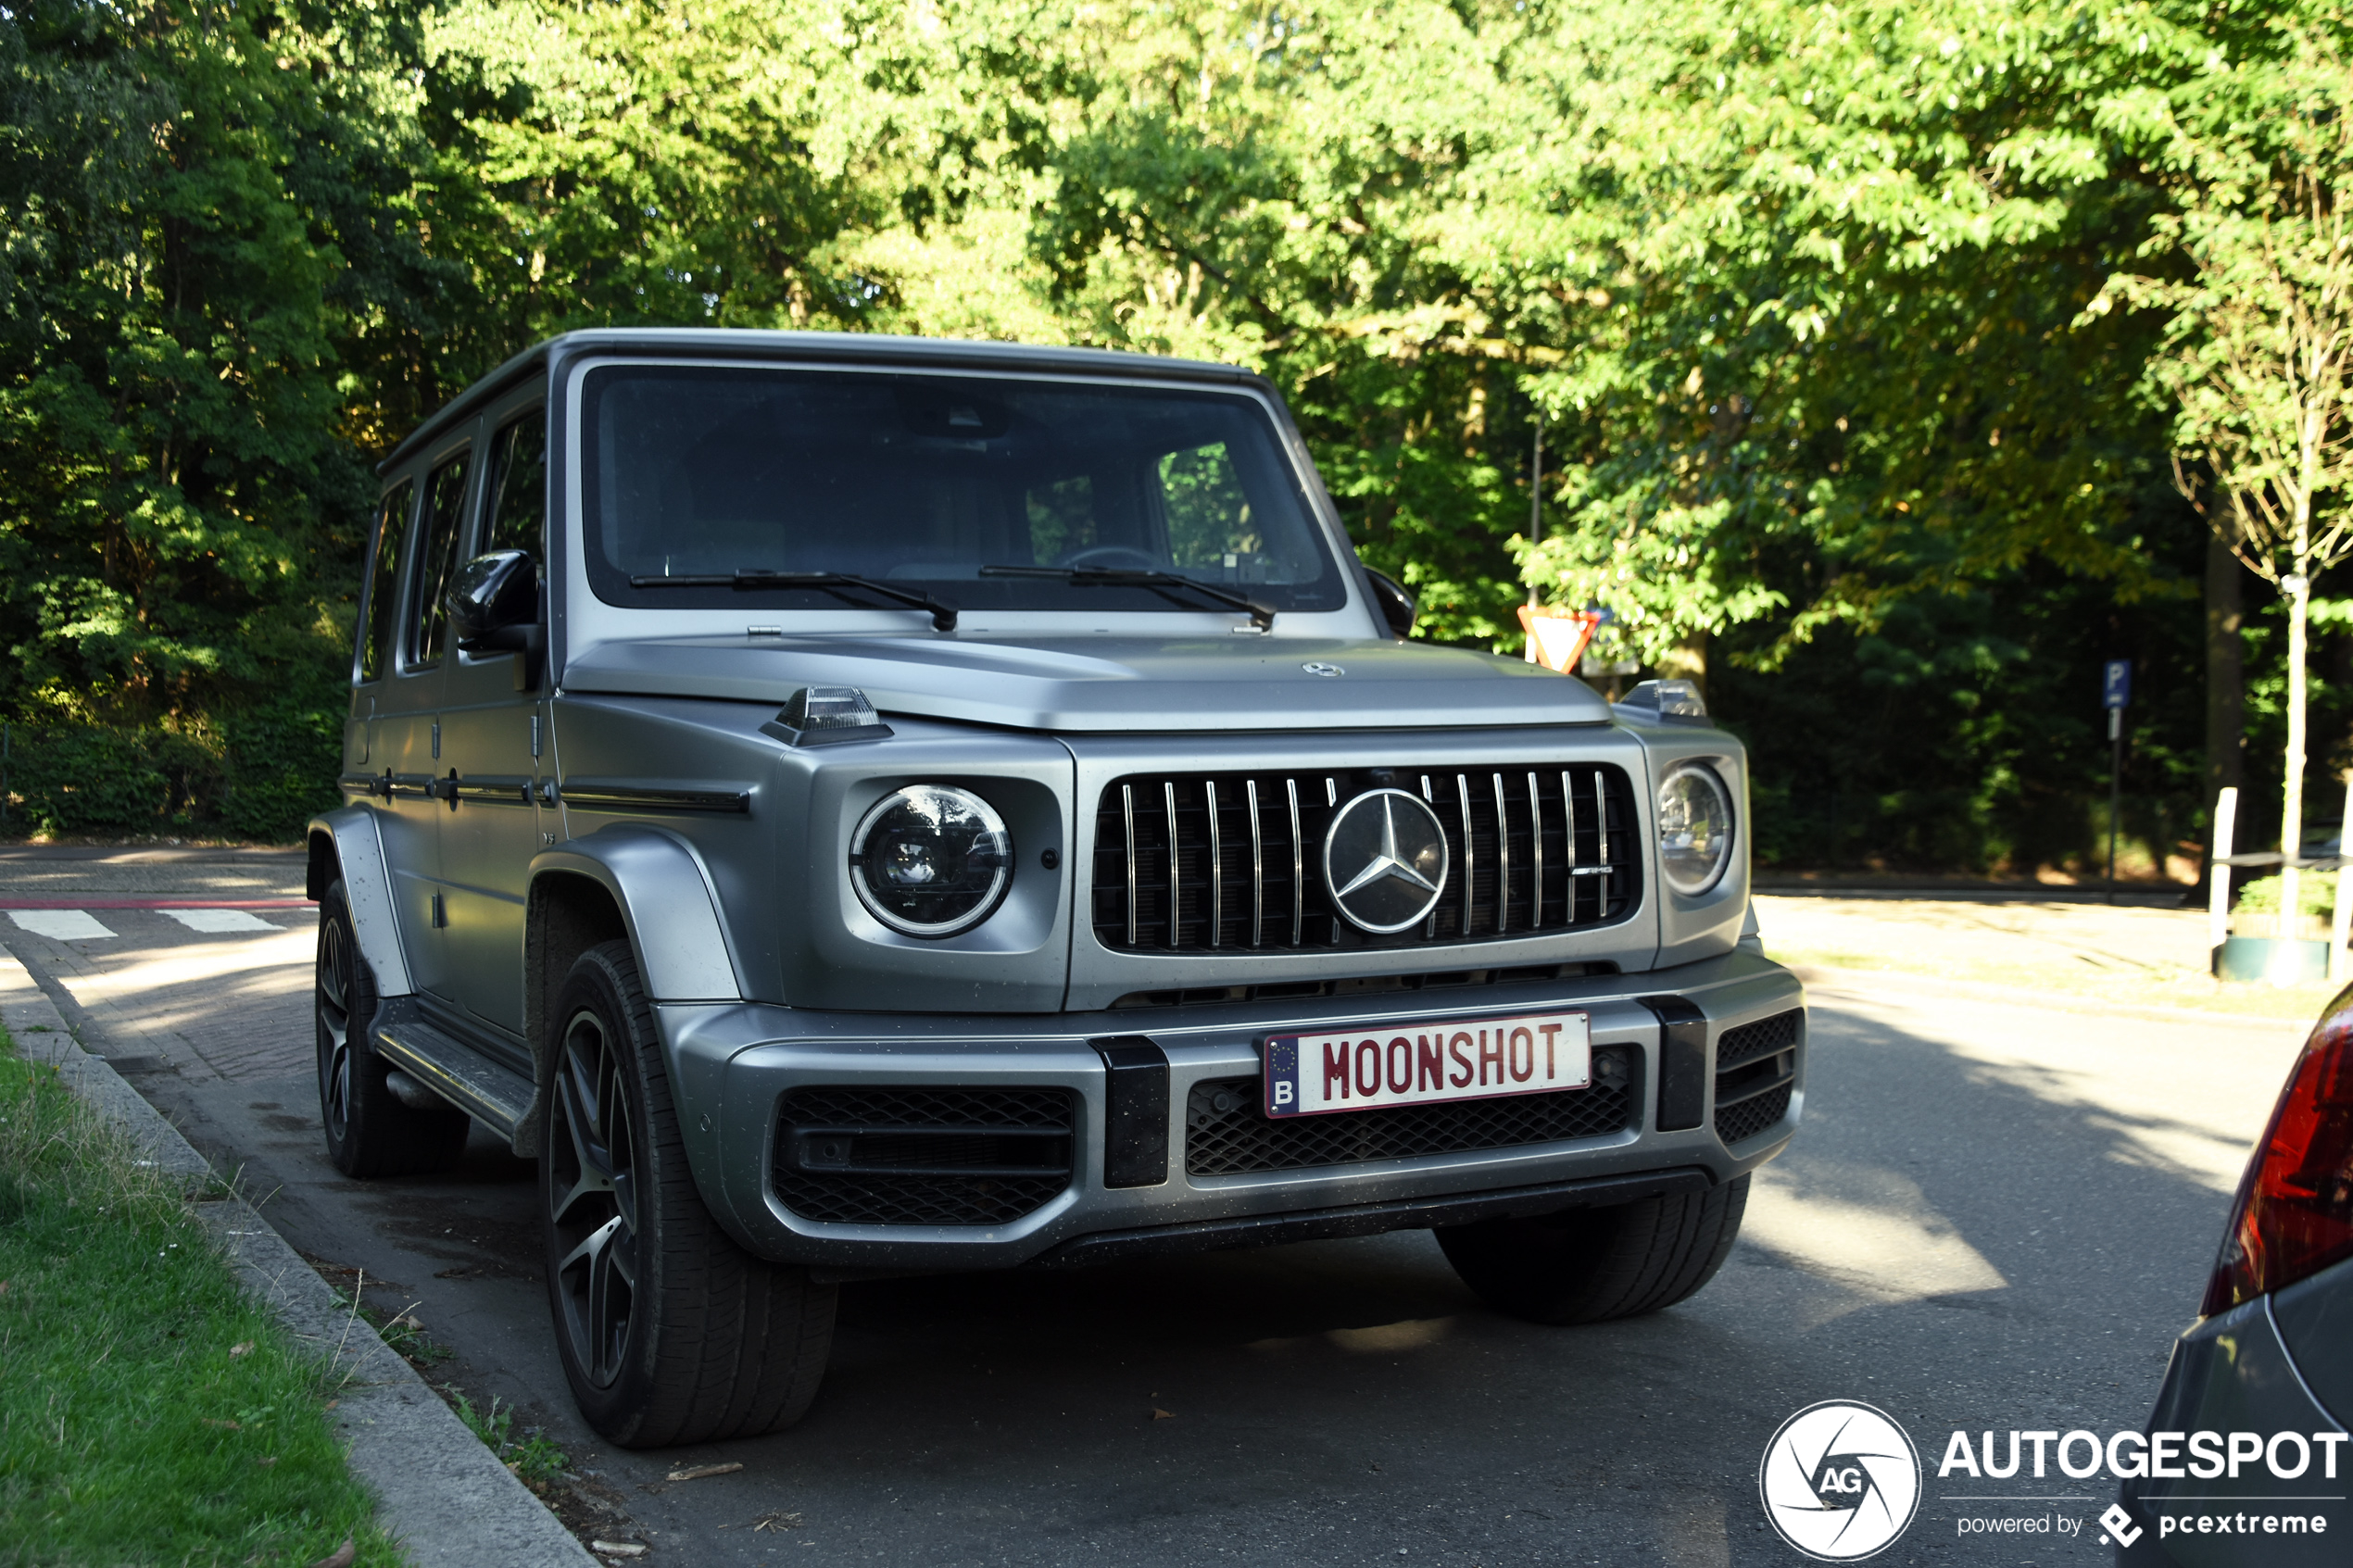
2116, 988, 2353, 1564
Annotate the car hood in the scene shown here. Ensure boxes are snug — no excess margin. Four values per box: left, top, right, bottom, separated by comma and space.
559, 633, 1610, 732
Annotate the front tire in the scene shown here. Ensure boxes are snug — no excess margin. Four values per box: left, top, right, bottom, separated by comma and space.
315, 880, 469, 1178
543, 940, 836, 1448
1436, 1175, 1750, 1324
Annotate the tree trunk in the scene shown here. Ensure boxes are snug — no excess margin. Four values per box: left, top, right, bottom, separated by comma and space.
2284, 574, 2310, 939
1656, 628, 1708, 706
2205, 526, 2245, 822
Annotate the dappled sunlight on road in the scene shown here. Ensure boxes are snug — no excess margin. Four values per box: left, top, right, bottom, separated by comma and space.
1743, 1157, 2007, 1304
55, 928, 311, 1005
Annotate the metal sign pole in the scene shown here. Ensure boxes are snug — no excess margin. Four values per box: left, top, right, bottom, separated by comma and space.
2209, 785, 2239, 962
2104, 660, 2131, 905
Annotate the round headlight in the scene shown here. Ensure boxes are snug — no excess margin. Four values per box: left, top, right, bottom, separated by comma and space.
1657, 763, 1734, 896
849, 785, 1013, 937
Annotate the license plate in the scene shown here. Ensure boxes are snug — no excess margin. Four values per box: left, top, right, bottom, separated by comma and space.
1261, 1011, 1592, 1118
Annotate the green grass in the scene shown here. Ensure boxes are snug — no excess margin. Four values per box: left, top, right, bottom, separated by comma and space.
0, 1031, 399, 1567
446, 1390, 570, 1492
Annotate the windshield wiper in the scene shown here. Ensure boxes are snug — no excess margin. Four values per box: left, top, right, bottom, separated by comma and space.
628, 571, 957, 632
978, 565, 1274, 631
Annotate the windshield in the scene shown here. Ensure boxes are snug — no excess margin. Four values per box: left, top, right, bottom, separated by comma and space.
578, 363, 1346, 616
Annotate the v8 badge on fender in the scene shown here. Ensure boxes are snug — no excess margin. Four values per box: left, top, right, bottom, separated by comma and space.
1262, 1010, 1592, 1117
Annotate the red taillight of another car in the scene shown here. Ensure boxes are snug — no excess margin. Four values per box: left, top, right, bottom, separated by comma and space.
2204, 1006, 2353, 1316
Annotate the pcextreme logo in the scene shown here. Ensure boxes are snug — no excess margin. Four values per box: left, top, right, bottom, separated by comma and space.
1758, 1401, 1923, 1562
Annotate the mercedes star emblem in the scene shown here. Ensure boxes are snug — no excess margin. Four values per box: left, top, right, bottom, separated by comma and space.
1322, 788, 1451, 934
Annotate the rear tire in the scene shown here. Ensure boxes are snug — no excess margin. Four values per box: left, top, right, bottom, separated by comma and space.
1435, 1175, 1750, 1324
543, 940, 836, 1448
315, 880, 469, 1178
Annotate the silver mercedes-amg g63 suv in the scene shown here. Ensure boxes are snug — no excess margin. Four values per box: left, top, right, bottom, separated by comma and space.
308, 329, 1805, 1449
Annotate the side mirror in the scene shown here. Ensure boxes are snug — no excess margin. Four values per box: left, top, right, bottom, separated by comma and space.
1361, 566, 1416, 640
448, 550, 544, 686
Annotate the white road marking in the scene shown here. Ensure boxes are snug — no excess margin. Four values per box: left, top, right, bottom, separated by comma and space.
159, 909, 282, 934
8, 909, 118, 940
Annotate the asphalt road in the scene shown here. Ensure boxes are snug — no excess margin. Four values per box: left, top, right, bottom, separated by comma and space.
0, 848, 2316, 1566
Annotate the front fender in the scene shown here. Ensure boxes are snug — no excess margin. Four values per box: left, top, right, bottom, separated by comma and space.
308, 808, 414, 997
529, 825, 746, 1003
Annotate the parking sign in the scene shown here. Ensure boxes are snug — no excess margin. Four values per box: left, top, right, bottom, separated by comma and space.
2103, 659, 2132, 710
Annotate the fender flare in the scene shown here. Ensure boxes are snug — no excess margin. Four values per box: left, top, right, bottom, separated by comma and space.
529, 825, 747, 1003
307, 808, 414, 997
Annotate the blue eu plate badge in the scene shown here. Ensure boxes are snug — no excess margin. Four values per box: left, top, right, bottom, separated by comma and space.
1263, 1011, 1592, 1117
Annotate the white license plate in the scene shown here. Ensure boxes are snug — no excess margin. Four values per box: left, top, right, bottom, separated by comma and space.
1261, 1011, 1592, 1118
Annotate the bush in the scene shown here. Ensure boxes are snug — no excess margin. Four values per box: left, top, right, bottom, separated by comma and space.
0, 707, 336, 843
2234, 872, 2337, 920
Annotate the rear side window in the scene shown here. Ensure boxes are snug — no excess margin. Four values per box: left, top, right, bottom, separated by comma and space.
358, 479, 413, 683
482, 410, 546, 560
408, 452, 471, 668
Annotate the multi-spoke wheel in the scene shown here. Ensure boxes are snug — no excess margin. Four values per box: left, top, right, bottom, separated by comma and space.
548, 1004, 641, 1389
1435, 1175, 1751, 1324
314, 879, 468, 1178
541, 941, 837, 1448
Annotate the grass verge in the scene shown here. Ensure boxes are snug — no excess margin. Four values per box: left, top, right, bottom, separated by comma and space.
0, 1028, 398, 1566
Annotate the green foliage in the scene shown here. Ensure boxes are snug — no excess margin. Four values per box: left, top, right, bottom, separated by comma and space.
5, 0, 2347, 863
0, 1032, 399, 1564
2234, 872, 2336, 919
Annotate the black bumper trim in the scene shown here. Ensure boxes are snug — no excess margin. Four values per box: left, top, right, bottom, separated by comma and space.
1029, 1165, 1715, 1268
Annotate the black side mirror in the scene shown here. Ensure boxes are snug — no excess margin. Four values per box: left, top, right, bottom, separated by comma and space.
448, 550, 544, 686
1361, 566, 1416, 640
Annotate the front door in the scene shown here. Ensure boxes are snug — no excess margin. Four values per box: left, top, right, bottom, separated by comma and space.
436, 399, 551, 1050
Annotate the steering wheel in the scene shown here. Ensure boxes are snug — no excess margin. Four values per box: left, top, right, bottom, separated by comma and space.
1054, 545, 1163, 571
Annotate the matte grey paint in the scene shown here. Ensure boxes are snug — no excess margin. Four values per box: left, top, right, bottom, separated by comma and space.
335, 327, 1807, 1268
560, 633, 1612, 734
311, 805, 415, 997
530, 827, 745, 1002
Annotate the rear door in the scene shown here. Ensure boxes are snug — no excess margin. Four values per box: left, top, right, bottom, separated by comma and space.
380, 436, 475, 1000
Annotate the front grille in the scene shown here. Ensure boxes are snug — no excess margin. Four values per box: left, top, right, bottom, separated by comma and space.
1714, 1010, 1801, 1146
1110, 961, 1616, 1010
1184, 1046, 1640, 1175
1094, 763, 1639, 953
774, 1086, 1075, 1226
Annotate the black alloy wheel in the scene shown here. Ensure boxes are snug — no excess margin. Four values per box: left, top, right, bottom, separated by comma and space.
317, 903, 359, 1145
539, 941, 837, 1447
313, 879, 469, 1178
547, 1001, 641, 1388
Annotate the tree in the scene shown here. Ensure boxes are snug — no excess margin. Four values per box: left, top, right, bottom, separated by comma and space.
2108, 11, 2353, 927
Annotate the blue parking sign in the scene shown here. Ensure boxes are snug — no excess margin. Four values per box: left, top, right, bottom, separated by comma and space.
2103, 659, 2132, 710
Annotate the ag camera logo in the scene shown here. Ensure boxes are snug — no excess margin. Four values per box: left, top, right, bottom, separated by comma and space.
1759, 1400, 1922, 1561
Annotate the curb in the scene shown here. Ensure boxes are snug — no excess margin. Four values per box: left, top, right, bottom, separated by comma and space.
0, 949, 596, 1568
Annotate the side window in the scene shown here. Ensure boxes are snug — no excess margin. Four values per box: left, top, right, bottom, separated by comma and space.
408, 451, 471, 669
358, 478, 413, 684
1158, 443, 1260, 573
482, 410, 546, 560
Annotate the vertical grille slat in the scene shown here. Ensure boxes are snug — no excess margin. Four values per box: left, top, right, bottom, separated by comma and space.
1094, 761, 1640, 954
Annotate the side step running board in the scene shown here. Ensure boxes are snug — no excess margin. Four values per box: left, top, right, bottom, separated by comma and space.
371, 1000, 535, 1140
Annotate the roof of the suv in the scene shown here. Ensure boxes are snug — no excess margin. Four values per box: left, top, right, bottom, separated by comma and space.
377, 329, 1261, 474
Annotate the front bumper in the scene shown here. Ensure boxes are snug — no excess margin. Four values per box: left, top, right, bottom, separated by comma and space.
658, 948, 1804, 1273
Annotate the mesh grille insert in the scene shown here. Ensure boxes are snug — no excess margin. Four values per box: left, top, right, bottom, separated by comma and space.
774, 1086, 1075, 1226
1184, 1046, 1640, 1176
1713, 1010, 1802, 1147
